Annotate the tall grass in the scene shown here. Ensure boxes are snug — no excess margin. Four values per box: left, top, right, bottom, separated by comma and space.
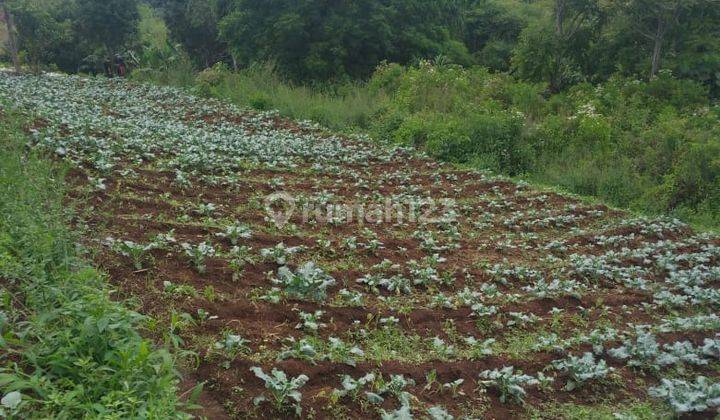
132, 54, 197, 88
133, 61, 719, 230
213, 65, 383, 131
0, 109, 186, 417
140, 62, 385, 132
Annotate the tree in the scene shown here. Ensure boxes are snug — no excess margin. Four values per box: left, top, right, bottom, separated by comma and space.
670, 2, 720, 95
161, 0, 229, 68
74, 0, 140, 55
622, 0, 684, 79
553, 0, 601, 39
512, 0, 602, 91
219, 0, 474, 82
463, 0, 532, 71
617, 0, 720, 80
512, 24, 581, 92
5, 0, 72, 74
1, 0, 20, 72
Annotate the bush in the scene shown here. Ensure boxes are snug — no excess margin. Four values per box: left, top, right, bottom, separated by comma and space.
368, 62, 406, 96
141, 56, 720, 229
642, 70, 709, 110
191, 63, 384, 131
131, 47, 196, 88
0, 111, 184, 417
367, 60, 719, 227
195, 62, 232, 96
392, 109, 527, 174
376, 61, 531, 174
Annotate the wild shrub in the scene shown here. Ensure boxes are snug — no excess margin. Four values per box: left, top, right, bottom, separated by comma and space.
0, 113, 183, 417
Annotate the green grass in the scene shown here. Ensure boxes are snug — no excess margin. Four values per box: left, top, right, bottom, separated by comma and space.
209, 64, 384, 132
136, 62, 385, 132
352, 325, 426, 364
137, 61, 720, 231
528, 401, 673, 420
0, 110, 187, 417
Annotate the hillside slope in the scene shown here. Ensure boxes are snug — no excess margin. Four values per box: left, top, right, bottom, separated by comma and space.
1, 73, 719, 418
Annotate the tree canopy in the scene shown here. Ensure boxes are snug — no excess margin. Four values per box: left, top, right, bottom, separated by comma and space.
2, 0, 720, 94
218, 0, 473, 81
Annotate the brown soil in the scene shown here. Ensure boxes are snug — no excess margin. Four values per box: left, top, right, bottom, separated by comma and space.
59, 109, 720, 420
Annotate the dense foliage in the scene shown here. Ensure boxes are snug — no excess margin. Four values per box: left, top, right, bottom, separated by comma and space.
0, 110, 185, 417
4, 0, 720, 91
218, 0, 471, 81
188, 61, 720, 228
164, 0, 720, 89
3, 0, 140, 73
5, 0, 716, 226
369, 62, 720, 226
4, 71, 719, 417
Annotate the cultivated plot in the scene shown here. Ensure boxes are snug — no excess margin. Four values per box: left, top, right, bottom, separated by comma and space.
2, 73, 719, 419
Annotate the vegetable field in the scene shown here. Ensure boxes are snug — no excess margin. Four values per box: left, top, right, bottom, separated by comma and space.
1, 73, 719, 419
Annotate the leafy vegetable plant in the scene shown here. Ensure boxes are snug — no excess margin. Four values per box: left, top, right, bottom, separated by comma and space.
216, 222, 252, 245
478, 367, 538, 404
273, 262, 336, 301
649, 376, 720, 414
251, 367, 309, 416
552, 352, 614, 390
107, 237, 155, 270
181, 241, 216, 274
